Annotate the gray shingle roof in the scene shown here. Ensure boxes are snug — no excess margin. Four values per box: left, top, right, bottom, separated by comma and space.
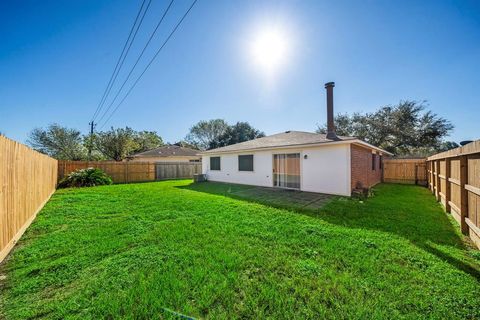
132, 145, 199, 157
202, 131, 357, 154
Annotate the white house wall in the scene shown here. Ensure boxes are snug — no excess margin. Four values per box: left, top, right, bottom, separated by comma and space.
202, 143, 351, 196
300, 144, 351, 196
202, 151, 273, 187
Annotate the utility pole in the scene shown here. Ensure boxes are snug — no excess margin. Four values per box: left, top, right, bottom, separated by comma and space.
88, 121, 95, 161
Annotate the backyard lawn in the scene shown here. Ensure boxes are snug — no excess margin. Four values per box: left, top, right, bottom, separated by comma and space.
1, 180, 480, 319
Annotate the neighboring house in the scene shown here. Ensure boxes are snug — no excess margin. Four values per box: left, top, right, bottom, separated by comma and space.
200, 82, 392, 196
129, 145, 201, 162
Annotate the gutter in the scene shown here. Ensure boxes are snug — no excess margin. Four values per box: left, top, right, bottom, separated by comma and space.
199, 139, 391, 156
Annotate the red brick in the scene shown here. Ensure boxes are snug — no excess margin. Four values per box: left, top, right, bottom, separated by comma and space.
350, 144, 382, 191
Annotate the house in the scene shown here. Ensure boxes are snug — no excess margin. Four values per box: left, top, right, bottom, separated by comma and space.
129, 145, 201, 162
200, 82, 392, 196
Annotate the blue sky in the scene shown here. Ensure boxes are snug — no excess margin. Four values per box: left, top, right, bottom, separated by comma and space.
1, 0, 479, 144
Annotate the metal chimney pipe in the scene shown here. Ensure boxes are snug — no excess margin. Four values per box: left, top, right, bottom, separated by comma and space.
324, 82, 338, 140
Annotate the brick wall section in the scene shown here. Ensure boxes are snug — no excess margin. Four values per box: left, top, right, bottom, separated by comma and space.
350, 144, 382, 191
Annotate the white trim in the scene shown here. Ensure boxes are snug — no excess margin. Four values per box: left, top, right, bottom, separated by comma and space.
200, 139, 393, 156
351, 140, 393, 156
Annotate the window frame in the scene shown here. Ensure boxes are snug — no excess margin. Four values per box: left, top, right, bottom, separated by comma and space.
372, 153, 376, 171
210, 156, 221, 171
238, 154, 254, 172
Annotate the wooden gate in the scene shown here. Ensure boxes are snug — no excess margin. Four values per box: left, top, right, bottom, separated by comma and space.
155, 162, 202, 180
383, 159, 427, 185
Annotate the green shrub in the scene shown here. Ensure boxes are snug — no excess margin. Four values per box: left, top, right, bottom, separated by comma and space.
58, 167, 113, 188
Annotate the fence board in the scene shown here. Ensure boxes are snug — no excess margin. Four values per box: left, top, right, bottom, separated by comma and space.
427, 140, 480, 249
0, 136, 57, 262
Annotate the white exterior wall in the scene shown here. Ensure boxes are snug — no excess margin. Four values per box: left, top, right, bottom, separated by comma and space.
202, 143, 352, 196
300, 144, 351, 196
202, 151, 273, 187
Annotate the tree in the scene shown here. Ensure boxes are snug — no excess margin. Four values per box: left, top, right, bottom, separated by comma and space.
316, 101, 454, 156
173, 140, 199, 150
94, 127, 139, 161
438, 141, 459, 152
185, 119, 229, 150
132, 131, 163, 154
27, 124, 87, 160
209, 122, 265, 149
83, 133, 106, 161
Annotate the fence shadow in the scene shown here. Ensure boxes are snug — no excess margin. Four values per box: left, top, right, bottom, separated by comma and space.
177, 181, 480, 280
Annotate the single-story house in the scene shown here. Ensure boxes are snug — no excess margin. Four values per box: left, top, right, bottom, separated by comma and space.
200, 82, 392, 196
128, 145, 201, 162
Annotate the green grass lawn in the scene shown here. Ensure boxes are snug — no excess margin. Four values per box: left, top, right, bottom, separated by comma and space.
1, 181, 479, 319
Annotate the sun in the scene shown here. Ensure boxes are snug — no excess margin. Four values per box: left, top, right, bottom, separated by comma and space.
249, 27, 290, 76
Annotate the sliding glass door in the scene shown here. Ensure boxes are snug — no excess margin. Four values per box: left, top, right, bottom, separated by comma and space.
273, 153, 300, 189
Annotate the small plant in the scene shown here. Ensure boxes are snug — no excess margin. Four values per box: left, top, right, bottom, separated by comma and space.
351, 182, 376, 200
58, 167, 112, 188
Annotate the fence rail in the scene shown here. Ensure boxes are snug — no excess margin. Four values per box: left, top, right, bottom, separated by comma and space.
0, 136, 58, 262
426, 140, 480, 249
58, 160, 202, 184
383, 158, 427, 185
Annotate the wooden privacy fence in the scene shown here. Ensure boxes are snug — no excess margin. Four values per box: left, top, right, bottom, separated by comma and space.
426, 140, 480, 249
383, 158, 427, 185
58, 160, 202, 184
155, 162, 202, 180
0, 135, 58, 262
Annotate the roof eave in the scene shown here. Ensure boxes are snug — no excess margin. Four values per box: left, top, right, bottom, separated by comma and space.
198, 139, 355, 155
351, 140, 394, 156
199, 139, 393, 156
132, 154, 200, 158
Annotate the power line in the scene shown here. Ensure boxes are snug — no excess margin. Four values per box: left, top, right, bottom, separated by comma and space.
91, 0, 152, 122
96, 0, 175, 126
98, 0, 198, 130
91, 0, 148, 121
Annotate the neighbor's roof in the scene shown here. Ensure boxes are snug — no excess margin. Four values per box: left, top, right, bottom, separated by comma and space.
131, 145, 200, 157
201, 131, 392, 155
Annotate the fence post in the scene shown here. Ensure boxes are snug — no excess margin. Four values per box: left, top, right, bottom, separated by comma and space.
445, 158, 451, 213
425, 160, 432, 192
431, 161, 435, 195
459, 155, 469, 234
432, 160, 435, 193
126, 161, 129, 184
435, 160, 441, 201
414, 165, 418, 185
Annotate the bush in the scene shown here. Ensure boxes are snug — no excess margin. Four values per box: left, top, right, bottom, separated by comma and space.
58, 168, 113, 188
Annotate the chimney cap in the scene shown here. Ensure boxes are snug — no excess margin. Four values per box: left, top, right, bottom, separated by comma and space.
324, 82, 335, 88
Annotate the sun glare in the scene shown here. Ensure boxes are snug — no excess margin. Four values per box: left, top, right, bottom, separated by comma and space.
249, 27, 290, 76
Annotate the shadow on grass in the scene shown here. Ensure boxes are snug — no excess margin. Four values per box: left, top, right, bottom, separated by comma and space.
177, 181, 480, 280
177, 181, 336, 212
